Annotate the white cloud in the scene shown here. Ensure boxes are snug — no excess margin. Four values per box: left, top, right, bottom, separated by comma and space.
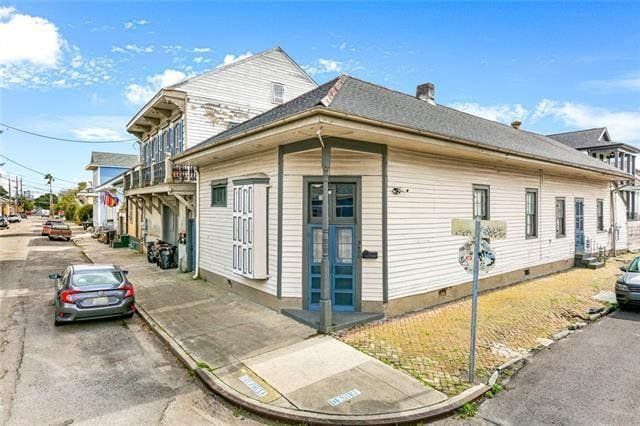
532, 99, 640, 142
218, 51, 253, 67
70, 127, 125, 141
302, 58, 345, 76
111, 44, 155, 54
124, 19, 151, 30
585, 73, 640, 92
193, 56, 205, 64
450, 102, 529, 123
0, 7, 63, 66
193, 47, 211, 53
124, 69, 187, 105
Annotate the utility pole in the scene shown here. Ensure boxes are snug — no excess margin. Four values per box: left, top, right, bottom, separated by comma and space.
44, 173, 54, 215
14, 176, 18, 212
8, 176, 12, 214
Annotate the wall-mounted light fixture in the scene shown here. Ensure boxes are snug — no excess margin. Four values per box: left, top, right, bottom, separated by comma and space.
392, 187, 409, 195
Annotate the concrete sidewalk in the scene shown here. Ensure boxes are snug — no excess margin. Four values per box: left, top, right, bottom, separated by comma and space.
73, 235, 483, 423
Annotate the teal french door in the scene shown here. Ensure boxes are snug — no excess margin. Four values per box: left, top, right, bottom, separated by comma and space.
307, 181, 357, 312
308, 225, 356, 312
575, 199, 585, 252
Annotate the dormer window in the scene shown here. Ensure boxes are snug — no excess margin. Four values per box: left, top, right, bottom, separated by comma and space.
272, 83, 284, 104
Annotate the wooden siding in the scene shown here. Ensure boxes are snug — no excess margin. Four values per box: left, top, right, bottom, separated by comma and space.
182, 49, 316, 149
387, 147, 615, 301
198, 148, 279, 295
281, 149, 383, 301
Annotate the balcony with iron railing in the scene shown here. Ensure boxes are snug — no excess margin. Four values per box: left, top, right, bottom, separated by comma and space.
142, 166, 152, 186
124, 159, 196, 193
153, 162, 165, 185
171, 164, 197, 183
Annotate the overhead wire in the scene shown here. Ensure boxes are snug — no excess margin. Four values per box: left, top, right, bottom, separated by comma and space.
0, 154, 78, 185
0, 122, 136, 144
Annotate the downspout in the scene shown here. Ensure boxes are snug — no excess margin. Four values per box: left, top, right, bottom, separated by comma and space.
192, 166, 200, 279
611, 184, 617, 257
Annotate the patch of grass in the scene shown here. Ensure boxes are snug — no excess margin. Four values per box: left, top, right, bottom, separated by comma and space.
484, 383, 503, 398
457, 402, 478, 418
232, 406, 247, 418
196, 361, 213, 371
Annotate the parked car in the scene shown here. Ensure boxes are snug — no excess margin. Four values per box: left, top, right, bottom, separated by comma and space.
616, 257, 640, 309
41, 220, 63, 236
0, 217, 8, 229
49, 264, 135, 326
7, 214, 21, 223
49, 223, 72, 241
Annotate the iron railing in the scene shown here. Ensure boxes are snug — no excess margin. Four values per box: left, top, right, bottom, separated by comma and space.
131, 170, 140, 189
142, 166, 151, 186
153, 162, 165, 185
172, 164, 197, 183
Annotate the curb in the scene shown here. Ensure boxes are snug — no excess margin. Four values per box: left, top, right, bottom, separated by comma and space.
137, 303, 490, 424
73, 240, 499, 423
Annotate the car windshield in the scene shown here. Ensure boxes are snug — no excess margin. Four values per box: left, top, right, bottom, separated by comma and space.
628, 257, 640, 273
72, 270, 124, 287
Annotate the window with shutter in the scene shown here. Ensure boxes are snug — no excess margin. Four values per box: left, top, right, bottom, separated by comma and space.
231, 176, 269, 279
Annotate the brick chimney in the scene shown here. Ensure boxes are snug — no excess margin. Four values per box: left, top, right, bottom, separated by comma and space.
416, 83, 435, 105
511, 120, 522, 130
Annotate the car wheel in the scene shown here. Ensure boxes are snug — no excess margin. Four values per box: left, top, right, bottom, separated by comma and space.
123, 312, 134, 319
66, 238, 71, 241
618, 300, 627, 310
48, 236, 53, 240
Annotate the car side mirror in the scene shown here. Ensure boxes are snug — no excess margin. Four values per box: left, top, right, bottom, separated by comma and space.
122, 270, 129, 275
49, 273, 61, 280
620, 266, 628, 272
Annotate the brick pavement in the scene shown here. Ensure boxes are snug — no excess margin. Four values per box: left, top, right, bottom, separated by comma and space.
339, 255, 634, 396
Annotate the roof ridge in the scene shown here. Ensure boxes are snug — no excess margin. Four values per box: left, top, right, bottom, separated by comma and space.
167, 46, 284, 90
546, 127, 606, 137
320, 74, 349, 107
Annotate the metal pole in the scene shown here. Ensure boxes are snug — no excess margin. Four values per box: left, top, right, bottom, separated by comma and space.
469, 218, 481, 383
319, 145, 332, 333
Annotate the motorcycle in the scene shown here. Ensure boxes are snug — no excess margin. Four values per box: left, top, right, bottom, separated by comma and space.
0, 217, 9, 229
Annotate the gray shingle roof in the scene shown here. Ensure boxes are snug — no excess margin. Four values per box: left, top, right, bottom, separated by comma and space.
546, 128, 609, 149
87, 151, 138, 169
178, 75, 627, 177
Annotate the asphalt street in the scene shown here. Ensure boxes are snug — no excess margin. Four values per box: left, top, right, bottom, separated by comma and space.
437, 306, 640, 425
0, 219, 262, 425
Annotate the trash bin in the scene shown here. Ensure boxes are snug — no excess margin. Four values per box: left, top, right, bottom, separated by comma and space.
157, 245, 177, 270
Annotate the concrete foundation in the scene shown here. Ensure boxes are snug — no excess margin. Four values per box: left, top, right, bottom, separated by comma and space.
200, 256, 576, 321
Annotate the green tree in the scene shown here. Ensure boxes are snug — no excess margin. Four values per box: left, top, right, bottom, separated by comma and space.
0, 185, 7, 197
75, 204, 93, 223
54, 189, 80, 220
35, 194, 57, 209
19, 198, 35, 212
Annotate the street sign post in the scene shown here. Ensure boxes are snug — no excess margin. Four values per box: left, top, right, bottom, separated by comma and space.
452, 218, 507, 383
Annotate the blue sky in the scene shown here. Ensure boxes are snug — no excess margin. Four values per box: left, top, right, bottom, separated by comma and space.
1, 1, 639, 195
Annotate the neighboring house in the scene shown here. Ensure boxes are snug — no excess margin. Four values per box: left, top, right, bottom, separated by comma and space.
0, 196, 9, 216
174, 75, 632, 331
94, 172, 126, 233
122, 47, 317, 272
85, 151, 138, 228
548, 127, 639, 249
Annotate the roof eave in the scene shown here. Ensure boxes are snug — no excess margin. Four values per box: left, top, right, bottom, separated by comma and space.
176, 108, 631, 181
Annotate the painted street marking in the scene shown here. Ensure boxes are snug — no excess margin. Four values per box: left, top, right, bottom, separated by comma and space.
328, 388, 361, 406
238, 375, 268, 398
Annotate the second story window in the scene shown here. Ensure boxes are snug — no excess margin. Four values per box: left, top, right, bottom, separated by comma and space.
472, 185, 490, 220
597, 199, 604, 231
174, 120, 184, 153
272, 83, 284, 104
525, 189, 538, 238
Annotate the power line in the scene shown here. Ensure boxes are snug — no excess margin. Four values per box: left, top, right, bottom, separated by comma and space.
0, 154, 78, 185
0, 122, 137, 144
